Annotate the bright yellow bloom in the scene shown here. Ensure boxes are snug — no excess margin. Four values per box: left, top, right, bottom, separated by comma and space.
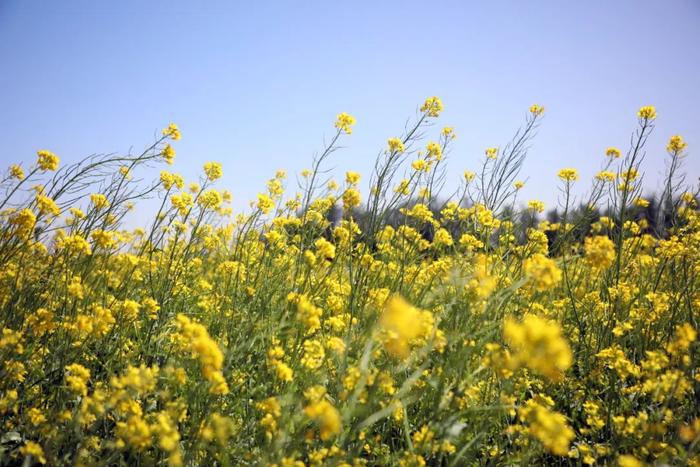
37, 150, 59, 171
530, 104, 545, 116
504, 314, 572, 380
304, 399, 342, 440
528, 200, 545, 213
432, 228, 453, 247
162, 144, 176, 164
9, 208, 36, 237
163, 123, 181, 140
411, 159, 427, 171
301, 339, 325, 369
197, 189, 223, 209
315, 237, 336, 260
334, 112, 356, 134
388, 137, 405, 153
257, 193, 275, 214
523, 254, 562, 291
379, 295, 435, 359
420, 96, 444, 117
518, 396, 574, 455
174, 314, 229, 394
345, 171, 361, 185
557, 168, 579, 182
90, 193, 110, 210
637, 105, 656, 120
116, 415, 152, 450
618, 455, 644, 467
36, 194, 60, 216
605, 147, 621, 158
666, 135, 687, 154
9, 164, 25, 180
65, 363, 90, 396
441, 126, 455, 139
203, 162, 223, 181
342, 187, 361, 210
20, 441, 46, 464
584, 235, 615, 269
426, 141, 442, 160
595, 170, 616, 182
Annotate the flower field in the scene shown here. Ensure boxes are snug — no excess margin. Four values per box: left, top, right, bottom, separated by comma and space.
0, 98, 698, 466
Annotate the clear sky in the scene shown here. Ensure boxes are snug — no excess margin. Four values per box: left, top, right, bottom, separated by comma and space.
1, 0, 699, 214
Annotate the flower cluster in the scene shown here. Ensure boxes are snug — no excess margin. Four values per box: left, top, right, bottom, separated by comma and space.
1, 102, 698, 466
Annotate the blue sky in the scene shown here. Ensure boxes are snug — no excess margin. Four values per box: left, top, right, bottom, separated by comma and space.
1, 0, 699, 214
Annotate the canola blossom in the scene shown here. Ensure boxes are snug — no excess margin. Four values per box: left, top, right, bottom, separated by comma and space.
0, 100, 698, 466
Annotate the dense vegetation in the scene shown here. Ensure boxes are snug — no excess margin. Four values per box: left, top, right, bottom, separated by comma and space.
0, 99, 698, 466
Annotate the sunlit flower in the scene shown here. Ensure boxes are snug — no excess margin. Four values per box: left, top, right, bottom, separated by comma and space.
334, 112, 356, 134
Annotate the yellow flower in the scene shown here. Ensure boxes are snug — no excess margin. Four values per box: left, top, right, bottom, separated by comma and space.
345, 171, 361, 185
379, 295, 434, 359
530, 104, 545, 116
197, 189, 223, 209
334, 112, 356, 134
119, 165, 131, 179
116, 415, 152, 450
153, 412, 181, 458
388, 137, 405, 153
666, 135, 687, 154
162, 144, 176, 164
315, 237, 336, 260
163, 123, 181, 140
203, 162, 223, 181
289, 292, 323, 333
273, 361, 294, 382
504, 314, 572, 380
528, 200, 545, 213
605, 147, 621, 158
557, 168, 579, 182
432, 228, 453, 247
523, 253, 562, 291
411, 159, 427, 171
65, 363, 90, 396
518, 396, 574, 455
485, 147, 498, 159
9, 208, 36, 237
420, 96, 444, 117
301, 339, 325, 369
20, 441, 46, 464
342, 188, 361, 210
618, 455, 644, 467
257, 193, 275, 214
90, 229, 116, 249
637, 105, 656, 120
9, 164, 25, 180
304, 399, 342, 440
37, 150, 59, 171
595, 171, 616, 182
36, 194, 61, 216
584, 235, 615, 269
90, 193, 110, 210
174, 314, 229, 394
326, 336, 346, 354
426, 141, 442, 160
441, 126, 455, 139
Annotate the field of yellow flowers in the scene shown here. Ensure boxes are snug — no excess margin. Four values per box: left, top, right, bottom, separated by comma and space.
0, 99, 698, 466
